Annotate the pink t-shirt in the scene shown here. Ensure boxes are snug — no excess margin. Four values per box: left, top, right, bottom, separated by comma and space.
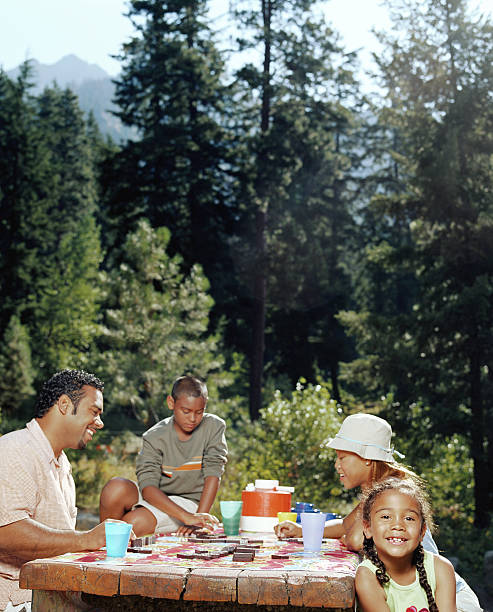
0, 419, 77, 608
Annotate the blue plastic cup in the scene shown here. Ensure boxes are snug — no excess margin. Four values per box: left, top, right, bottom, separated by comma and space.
295, 501, 314, 512
300, 512, 326, 553
325, 512, 339, 520
105, 520, 132, 557
294, 501, 314, 523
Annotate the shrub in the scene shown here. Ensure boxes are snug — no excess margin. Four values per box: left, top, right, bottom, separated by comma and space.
67, 433, 138, 510
217, 379, 349, 514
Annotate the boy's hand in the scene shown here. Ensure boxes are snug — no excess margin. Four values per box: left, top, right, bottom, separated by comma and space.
274, 520, 301, 539
177, 512, 219, 536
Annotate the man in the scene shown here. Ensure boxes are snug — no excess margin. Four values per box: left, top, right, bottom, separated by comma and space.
0, 369, 110, 611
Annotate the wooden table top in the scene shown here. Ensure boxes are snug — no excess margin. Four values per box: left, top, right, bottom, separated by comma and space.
19, 533, 359, 609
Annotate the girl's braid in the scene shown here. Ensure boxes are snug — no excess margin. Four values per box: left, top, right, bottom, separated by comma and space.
414, 543, 438, 612
363, 536, 389, 587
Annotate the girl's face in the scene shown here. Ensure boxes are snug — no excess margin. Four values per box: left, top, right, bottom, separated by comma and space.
363, 490, 426, 562
334, 450, 373, 489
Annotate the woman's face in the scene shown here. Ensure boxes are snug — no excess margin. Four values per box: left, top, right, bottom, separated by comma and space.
334, 450, 373, 489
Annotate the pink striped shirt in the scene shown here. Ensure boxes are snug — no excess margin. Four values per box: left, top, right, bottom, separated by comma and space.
0, 419, 77, 608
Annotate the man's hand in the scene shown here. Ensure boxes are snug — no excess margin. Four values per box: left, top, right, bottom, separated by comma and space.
80, 520, 136, 551
176, 512, 219, 536
0, 518, 136, 561
274, 520, 301, 539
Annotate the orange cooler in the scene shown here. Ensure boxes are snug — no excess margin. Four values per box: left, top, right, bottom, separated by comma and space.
240, 480, 293, 532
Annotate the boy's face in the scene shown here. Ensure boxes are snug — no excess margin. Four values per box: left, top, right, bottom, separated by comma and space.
167, 394, 206, 436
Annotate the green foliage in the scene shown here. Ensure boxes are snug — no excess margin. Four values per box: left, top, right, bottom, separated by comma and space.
101, 0, 245, 427
28, 215, 102, 374
338, 0, 493, 525
0, 64, 46, 330
219, 380, 346, 512
230, 2, 364, 416
67, 432, 138, 510
0, 69, 103, 384
99, 219, 226, 425
0, 315, 35, 420
25, 87, 103, 378
106, 0, 235, 273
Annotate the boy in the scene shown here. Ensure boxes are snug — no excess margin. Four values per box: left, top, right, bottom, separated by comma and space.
99, 375, 228, 536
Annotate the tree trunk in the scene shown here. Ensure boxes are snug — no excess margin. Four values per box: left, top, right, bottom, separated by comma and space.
470, 350, 489, 527
487, 368, 493, 511
250, 208, 267, 421
249, 0, 272, 420
330, 360, 341, 403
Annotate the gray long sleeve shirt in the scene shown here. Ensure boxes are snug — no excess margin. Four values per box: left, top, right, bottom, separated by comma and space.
136, 413, 228, 503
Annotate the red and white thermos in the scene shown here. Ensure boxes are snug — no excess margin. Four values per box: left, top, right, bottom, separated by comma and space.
240, 479, 294, 532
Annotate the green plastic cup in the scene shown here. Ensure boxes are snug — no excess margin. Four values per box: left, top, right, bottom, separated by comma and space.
220, 500, 243, 536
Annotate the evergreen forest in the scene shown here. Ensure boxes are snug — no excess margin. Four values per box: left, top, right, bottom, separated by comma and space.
1, 0, 492, 587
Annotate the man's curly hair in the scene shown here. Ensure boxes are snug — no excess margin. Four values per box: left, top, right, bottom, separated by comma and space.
35, 369, 104, 418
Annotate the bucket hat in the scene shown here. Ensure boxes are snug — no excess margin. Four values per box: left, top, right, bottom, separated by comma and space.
326, 414, 404, 462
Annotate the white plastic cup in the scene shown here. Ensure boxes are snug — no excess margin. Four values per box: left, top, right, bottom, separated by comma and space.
300, 512, 326, 553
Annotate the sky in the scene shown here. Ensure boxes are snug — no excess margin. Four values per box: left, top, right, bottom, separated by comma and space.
0, 0, 492, 77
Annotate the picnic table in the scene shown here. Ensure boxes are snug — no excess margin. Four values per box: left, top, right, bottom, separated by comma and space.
19, 531, 359, 611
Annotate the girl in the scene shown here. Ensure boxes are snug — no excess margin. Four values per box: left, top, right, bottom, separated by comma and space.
274, 413, 482, 612
356, 477, 456, 612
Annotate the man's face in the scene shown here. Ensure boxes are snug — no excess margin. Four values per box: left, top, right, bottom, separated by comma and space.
66, 385, 104, 450
167, 394, 206, 437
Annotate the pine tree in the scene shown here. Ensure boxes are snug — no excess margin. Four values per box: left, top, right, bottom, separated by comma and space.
105, 0, 235, 280
0, 64, 46, 331
0, 70, 103, 381
0, 315, 35, 422
230, 1, 362, 416
99, 219, 224, 426
26, 86, 103, 378
339, 0, 493, 525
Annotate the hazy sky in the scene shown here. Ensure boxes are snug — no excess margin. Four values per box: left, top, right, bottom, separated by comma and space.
0, 0, 491, 76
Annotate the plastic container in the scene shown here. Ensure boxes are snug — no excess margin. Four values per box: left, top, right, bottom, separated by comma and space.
240, 480, 293, 532
105, 521, 132, 557
300, 512, 326, 553
220, 500, 243, 535
292, 501, 314, 523
254, 479, 279, 489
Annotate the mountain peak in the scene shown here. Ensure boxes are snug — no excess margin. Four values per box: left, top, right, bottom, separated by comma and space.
4, 54, 134, 143
54, 54, 109, 77
6, 54, 110, 91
